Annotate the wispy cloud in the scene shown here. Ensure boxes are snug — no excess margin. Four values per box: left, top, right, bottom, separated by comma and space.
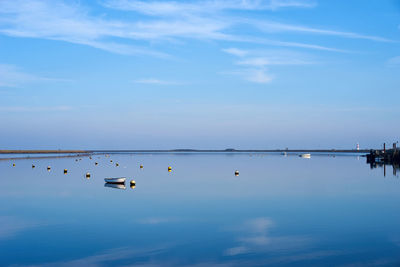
0, 64, 58, 88
0, 0, 168, 57
0, 106, 74, 112
0, 0, 392, 59
249, 20, 396, 42
222, 48, 249, 57
104, 0, 392, 43
223, 48, 315, 83
225, 68, 274, 84
237, 57, 314, 66
133, 78, 181, 85
387, 56, 400, 65
103, 0, 317, 15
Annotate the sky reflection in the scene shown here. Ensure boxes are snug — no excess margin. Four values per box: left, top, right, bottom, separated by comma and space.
0, 153, 400, 266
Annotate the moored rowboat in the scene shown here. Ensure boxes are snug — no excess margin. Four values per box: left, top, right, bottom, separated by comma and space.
104, 177, 126, 184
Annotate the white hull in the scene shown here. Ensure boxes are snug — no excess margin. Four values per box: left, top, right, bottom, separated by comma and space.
104, 177, 126, 183
299, 154, 311, 158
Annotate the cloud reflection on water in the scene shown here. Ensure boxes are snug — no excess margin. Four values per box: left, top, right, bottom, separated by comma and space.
224, 217, 312, 256
0, 216, 45, 240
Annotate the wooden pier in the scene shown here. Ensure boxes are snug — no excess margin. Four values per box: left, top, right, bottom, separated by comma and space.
366, 143, 400, 176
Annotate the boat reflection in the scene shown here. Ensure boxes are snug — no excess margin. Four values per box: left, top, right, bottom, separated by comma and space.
104, 183, 126, 190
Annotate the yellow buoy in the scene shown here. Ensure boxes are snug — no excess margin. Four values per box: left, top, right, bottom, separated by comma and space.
32, 164, 35, 168
168, 166, 172, 171
64, 169, 68, 174
140, 164, 143, 169
12, 163, 15, 167
116, 163, 119, 167
47, 166, 51, 171
235, 170, 239, 176
130, 180, 136, 189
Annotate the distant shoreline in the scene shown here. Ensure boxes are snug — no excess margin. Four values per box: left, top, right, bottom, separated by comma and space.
0, 149, 370, 154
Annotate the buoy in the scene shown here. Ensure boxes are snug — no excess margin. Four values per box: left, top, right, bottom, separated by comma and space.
140, 164, 143, 169
168, 166, 172, 172
75, 159, 78, 162
47, 166, 51, 171
86, 172, 90, 179
116, 163, 119, 167
12, 163, 15, 167
130, 179, 136, 187
32, 164, 35, 168
110, 160, 113, 163
235, 170, 239, 176
95, 162, 98, 165
64, 169, 68, 174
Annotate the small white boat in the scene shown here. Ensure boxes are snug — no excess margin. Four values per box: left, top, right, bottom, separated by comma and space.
104, 177, 126, 184
299, 153, 311, 158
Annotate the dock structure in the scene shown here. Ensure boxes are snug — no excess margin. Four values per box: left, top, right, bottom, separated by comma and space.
366, 143, 399, 164
366, 143, 400, 176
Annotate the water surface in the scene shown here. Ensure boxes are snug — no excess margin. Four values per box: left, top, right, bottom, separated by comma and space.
0, 153, 399, 266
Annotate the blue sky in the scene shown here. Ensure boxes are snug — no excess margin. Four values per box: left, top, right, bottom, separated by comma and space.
0, 0, 399, 149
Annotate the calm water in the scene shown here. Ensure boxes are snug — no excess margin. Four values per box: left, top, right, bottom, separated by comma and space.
0, 153, 399, 266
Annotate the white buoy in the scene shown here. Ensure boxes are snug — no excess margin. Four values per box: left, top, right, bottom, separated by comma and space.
86, 172, 90, 179
235, 170, 239, 176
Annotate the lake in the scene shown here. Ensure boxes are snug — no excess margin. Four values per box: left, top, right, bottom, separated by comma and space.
0, 153, 399, 266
